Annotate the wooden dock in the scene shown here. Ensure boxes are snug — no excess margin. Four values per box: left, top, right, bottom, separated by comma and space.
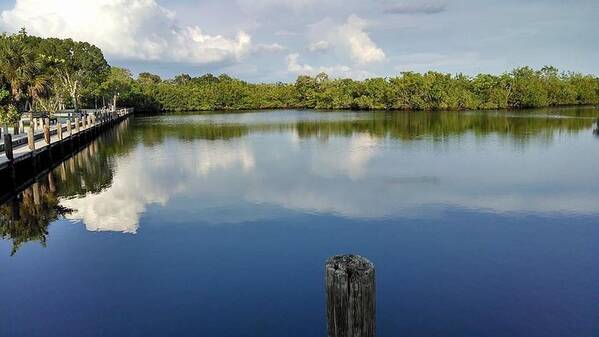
1, 108, 133, 188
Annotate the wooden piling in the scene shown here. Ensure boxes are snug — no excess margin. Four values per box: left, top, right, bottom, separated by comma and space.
28, 126, 35, 150
32, 182, 40, 205
326, 255, 375, 337
3, 134, 13, 161
57, 123, 63, 140
67, 120, 72, 136
75, 118, 80, 133
44, 125, 50, 144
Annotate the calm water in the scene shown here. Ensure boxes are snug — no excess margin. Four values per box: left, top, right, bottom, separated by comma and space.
1, 108, 599, 337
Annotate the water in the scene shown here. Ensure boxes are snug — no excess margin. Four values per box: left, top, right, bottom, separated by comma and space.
1, 108, 598, 337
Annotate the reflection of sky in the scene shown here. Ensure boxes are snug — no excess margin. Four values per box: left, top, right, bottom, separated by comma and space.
61, 112, 599, 233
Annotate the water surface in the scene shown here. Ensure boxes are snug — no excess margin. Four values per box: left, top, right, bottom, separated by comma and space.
1, 108, 598, 337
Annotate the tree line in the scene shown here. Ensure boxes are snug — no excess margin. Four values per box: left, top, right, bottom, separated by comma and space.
123, 68, 599, 112
1, 30, 599, 128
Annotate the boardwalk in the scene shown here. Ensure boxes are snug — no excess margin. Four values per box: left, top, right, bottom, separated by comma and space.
0, 108, 132, 174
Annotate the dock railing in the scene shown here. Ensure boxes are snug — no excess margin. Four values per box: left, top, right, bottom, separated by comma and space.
1, 108, 133, 181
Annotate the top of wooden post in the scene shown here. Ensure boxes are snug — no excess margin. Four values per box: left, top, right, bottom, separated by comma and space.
326, 255, 374, 277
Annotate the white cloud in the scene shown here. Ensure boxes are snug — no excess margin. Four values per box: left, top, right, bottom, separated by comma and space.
254, 43, 288, 53
0, 0, 252, 64
287, 53, 316, 73
338, 15, 386, 64
286, 53, 371, 79
62, 140, 257, 233
308, 40, 331, 53
306, 15, 386, 66
311, 133, 380, 179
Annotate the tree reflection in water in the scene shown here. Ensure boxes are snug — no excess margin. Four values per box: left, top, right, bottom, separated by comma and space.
0, 119, 133, 255
1, 109, 598, 255
0, 173, 72, 255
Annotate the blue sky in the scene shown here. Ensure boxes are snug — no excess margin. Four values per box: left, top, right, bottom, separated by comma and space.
0, 0, 597, 82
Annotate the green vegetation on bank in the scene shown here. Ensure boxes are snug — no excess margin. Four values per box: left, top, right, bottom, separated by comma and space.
1, 30, 599, 124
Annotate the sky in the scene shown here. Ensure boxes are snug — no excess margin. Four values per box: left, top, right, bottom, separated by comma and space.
0, 0, 598, 82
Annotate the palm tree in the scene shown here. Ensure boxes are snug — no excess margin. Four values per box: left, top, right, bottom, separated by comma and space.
0, 32, 51, 127
26, 60, 51, 113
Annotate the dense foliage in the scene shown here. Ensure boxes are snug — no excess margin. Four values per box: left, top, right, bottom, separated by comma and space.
119, 68, 599, 112
1, 31, 598, 119
0, 29, 109, 129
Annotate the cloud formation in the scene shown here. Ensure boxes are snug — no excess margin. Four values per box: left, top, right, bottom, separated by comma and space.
307, 40, 331, 53
254, 43, 288, 53
286, 53, 371, 79
338, 15, 386, 64
0, 0, 597, 81
0, 0, 252, 64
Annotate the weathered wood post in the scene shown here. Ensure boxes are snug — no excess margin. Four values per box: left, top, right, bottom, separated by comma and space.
57, 122, 63, 140
4, 133, 13, 161
43, 124, 50, 144
4, 133, 16, 186
67, 120, 72, 136
326, 255, 376, 337
28, 125, 35, 150
75, 117, 81, 133
32, 182, 40, 205
48, 172, 56, 193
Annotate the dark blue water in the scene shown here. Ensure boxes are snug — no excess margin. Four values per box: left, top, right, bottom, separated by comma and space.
1, 109, 598, 337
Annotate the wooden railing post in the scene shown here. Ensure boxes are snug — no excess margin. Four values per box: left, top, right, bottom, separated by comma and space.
67, 120, 72, 136
28, 125, 35, 150
43, 124, 50, 144
75, 118, 80, 133
326, 255, 376, 337
4, 134, 13, 160
57, 122, 63, 140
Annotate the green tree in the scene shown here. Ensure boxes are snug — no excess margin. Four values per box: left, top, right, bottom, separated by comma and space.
99, 67, 133, 111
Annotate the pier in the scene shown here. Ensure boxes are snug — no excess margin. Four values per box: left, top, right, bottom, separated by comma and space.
1, 109, 133, 191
